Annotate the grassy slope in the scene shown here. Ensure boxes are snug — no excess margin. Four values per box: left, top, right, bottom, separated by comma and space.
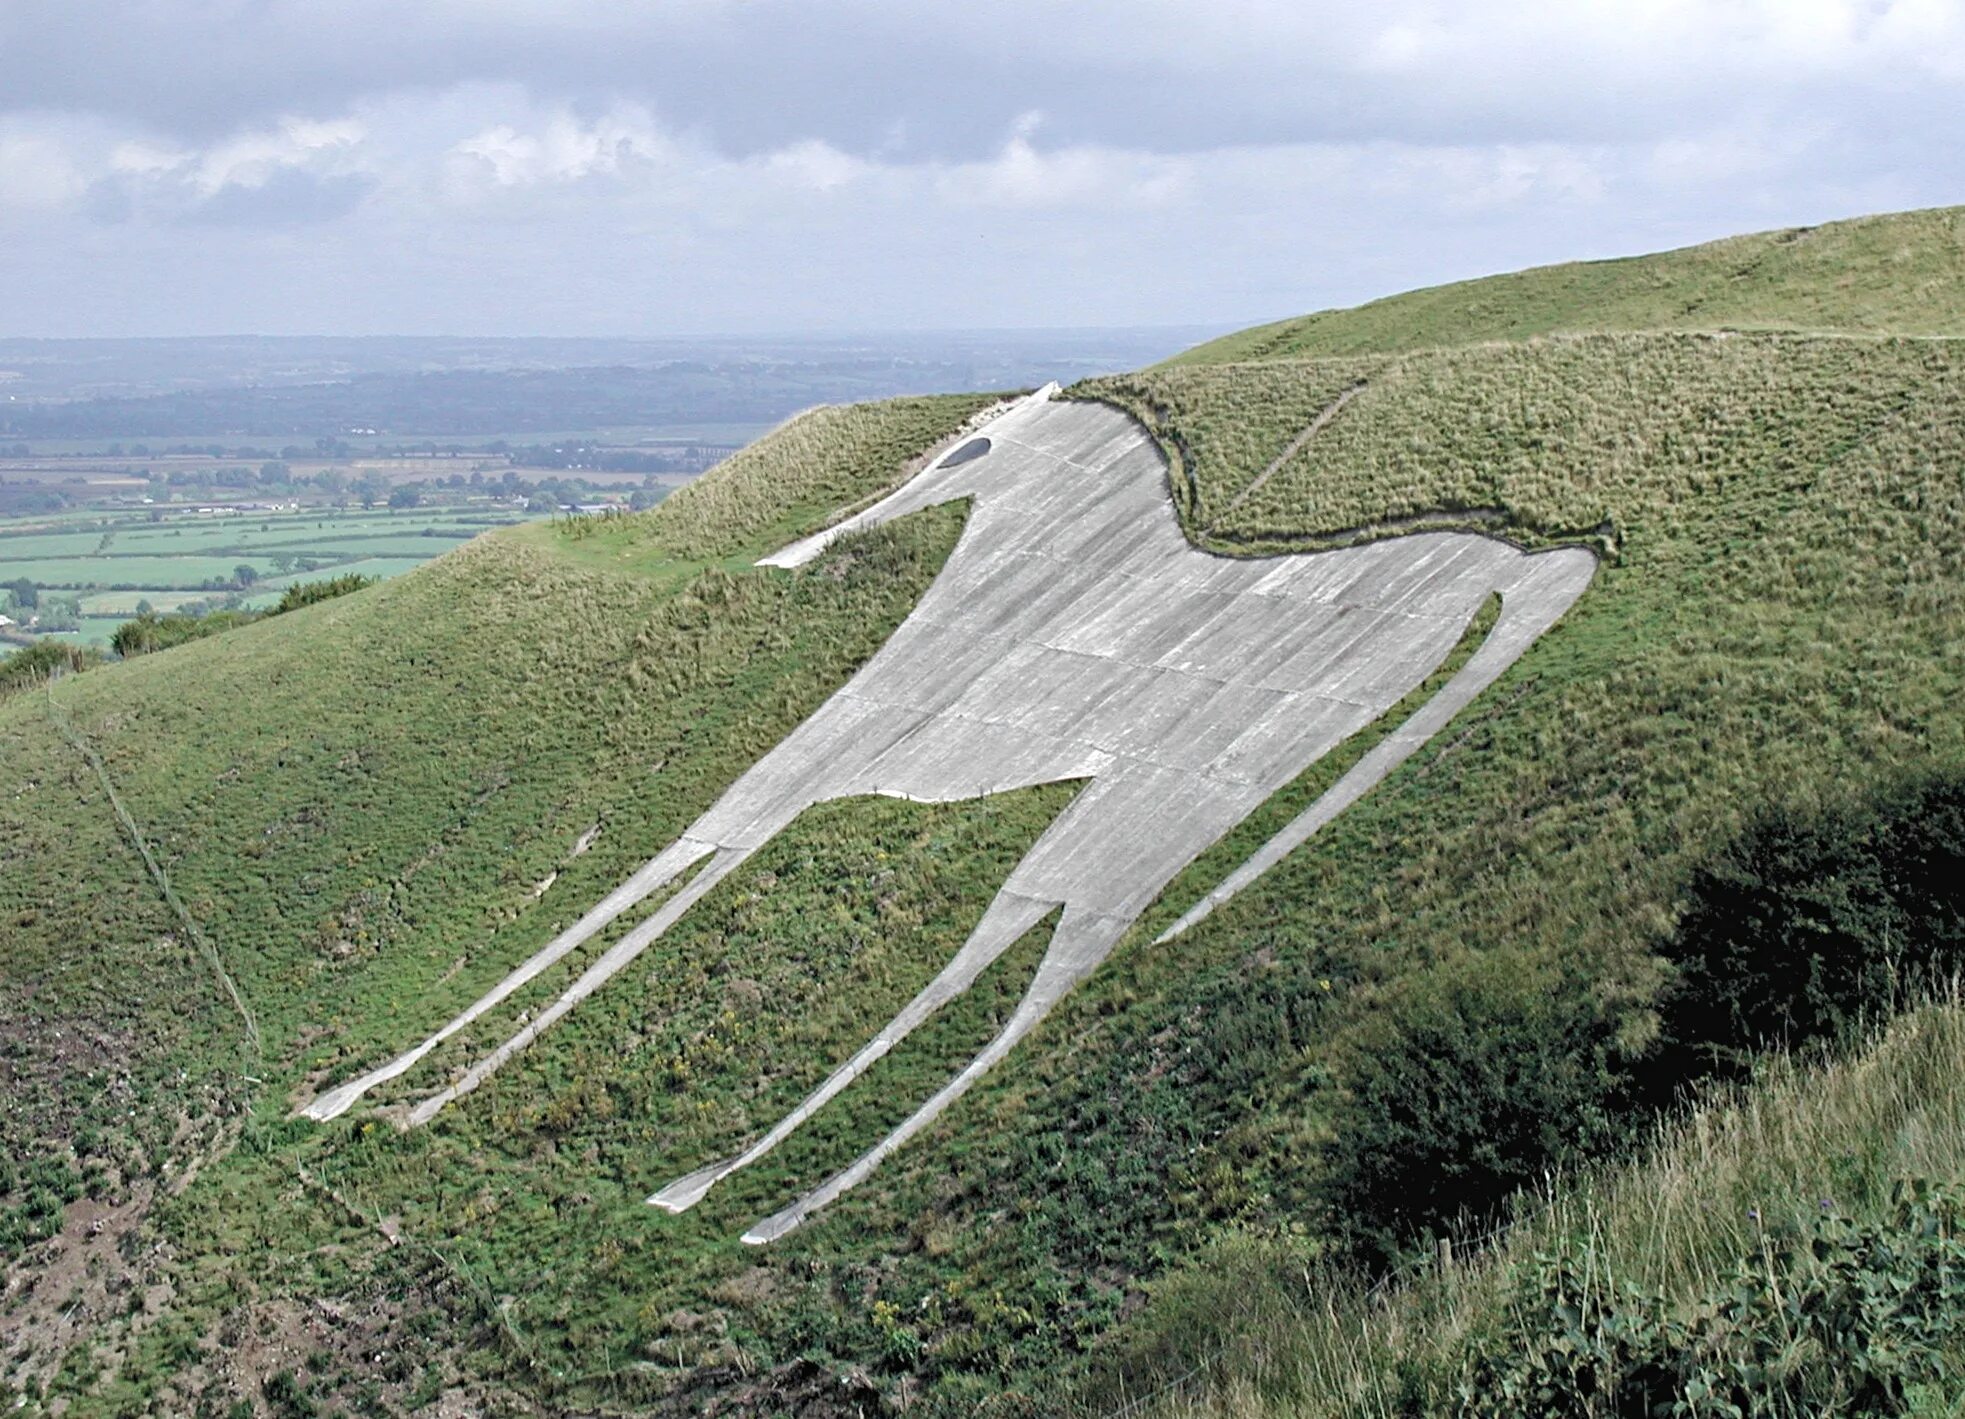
1098, 1001, 1965, 1418
2, 393, 1039, 1413
3, 210, 1965, 1417
1171, 204, 1965, 364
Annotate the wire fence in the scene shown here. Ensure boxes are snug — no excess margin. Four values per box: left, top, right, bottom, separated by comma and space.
43, 669, 263, 1058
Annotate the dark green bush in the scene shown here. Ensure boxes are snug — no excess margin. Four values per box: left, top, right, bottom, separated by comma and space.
111, 608, 260, 658
270, 573, 374, 615
0, 639, 105, 697
1322, 772, 1965, 1275
1317, 952, 1635, 1268
1659, 774, 1965, 1084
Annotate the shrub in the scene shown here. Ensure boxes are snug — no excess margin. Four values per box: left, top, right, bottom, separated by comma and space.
1317, 951, 1636, 1269
111, 608, 260, 658
270, 573, 374, 615
1658, 772, 1965, 1084
0, 639, 105, 698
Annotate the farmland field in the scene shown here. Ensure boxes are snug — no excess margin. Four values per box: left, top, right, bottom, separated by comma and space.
78, 589, 224, 615
0, 501, 537, 650
1, 507, 526, 577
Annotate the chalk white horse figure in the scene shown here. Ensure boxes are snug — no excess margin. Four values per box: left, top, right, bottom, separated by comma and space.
305, 385, 1595, 1243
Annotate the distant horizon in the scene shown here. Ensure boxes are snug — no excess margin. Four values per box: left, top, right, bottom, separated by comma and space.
0, 325, 1220, 417
9, 196, 1953, 345
0, 323, 1236, 345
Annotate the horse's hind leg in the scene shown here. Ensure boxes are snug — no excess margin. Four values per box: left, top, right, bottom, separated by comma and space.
303, 833, 720, 1121
648, 886, 1056, 1213
403, 842, 754, 1125
738, 901, 1125, 1243
655, 767, 1243, 1225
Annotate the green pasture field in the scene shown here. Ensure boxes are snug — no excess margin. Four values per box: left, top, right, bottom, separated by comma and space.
4, 552, 446, 594
0, 530, 111, 558
244, 532, 484, 558
0, 555, 269, 588
25, 623, 117, 649
251, 555, 437, 589
1, 506, 532, 653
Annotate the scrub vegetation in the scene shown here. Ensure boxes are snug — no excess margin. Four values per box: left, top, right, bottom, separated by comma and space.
5, 208, 1965, 1417
1089, 1002, 1965, 1419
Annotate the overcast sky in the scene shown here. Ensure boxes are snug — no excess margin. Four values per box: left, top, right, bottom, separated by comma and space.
3, 1, 1961, 338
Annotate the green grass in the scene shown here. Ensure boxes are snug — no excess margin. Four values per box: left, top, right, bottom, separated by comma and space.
1087, 1001, 1965, 1417
5, 216, 1965, 1416
0, 555, 270, 588
1170, 204, 1965, 365
1083, 330, 1965, 557
79, 590, 225, 615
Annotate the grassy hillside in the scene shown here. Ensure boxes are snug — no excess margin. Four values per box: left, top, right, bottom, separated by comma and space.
1172, 205, 1965, 364
1094, 1001, 1965, 1417
5, 212, 1965, 1418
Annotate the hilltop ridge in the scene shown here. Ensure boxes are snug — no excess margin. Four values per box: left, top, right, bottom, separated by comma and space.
1171, 203, 1965, 364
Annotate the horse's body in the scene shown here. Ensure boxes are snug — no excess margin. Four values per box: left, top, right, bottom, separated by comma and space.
306, 387, 1596, 1242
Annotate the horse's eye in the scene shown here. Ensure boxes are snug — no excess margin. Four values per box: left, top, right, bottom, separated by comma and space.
942, 436, 991, 468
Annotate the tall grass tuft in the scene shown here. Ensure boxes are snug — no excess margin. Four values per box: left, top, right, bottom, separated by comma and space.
1087, 1000, 1965, 1417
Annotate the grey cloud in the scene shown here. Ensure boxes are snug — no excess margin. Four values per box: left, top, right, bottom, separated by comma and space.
4, 2, 1961, 160
1, 3, 1961, 337
185, 168, 376, 225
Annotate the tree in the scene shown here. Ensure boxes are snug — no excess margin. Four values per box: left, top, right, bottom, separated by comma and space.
233, 564, 259, 588
388, 485, 422, 509
36, 595, 81, 632
135, 598, 154, 616
271, 553, 295, 575
6, 577, 37, 610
